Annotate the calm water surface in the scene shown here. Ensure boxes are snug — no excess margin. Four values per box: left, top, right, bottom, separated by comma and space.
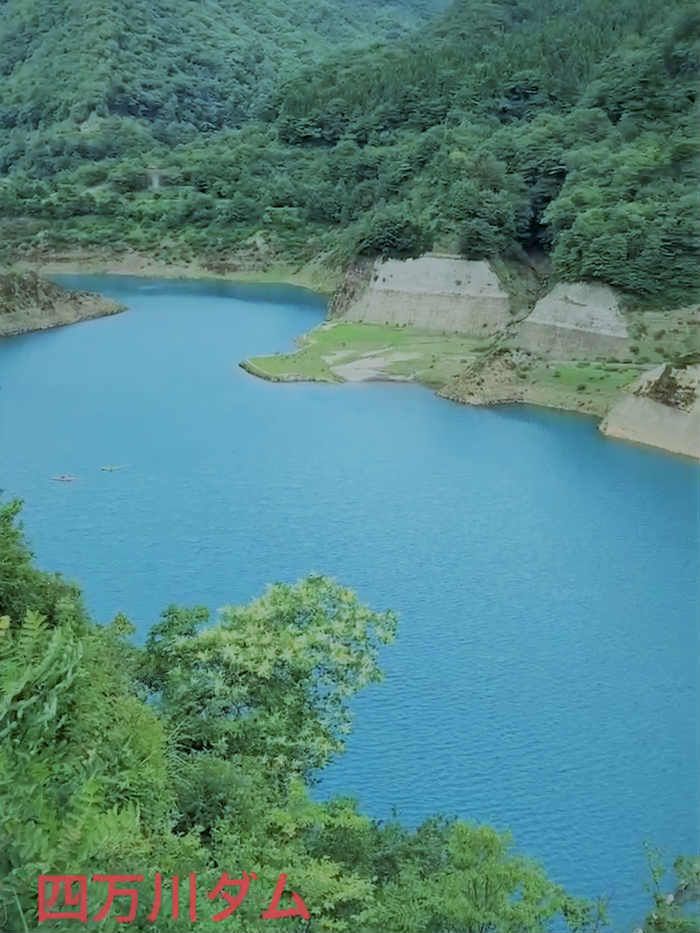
1, 276, 698, 929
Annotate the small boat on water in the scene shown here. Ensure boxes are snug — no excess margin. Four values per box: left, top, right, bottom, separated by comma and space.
101, 465, 127, 472
52, 474, 77, 482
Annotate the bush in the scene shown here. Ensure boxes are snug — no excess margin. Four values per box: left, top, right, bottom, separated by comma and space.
357, 206, 433, 258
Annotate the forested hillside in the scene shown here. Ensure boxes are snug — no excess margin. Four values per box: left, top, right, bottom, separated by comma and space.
0, 0, 698, 304
0, 0, 446, 134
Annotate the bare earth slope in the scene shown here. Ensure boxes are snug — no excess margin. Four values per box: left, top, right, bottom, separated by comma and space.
600, 364, 700, 458
333, 255, 512, 335
516, 282, 631, 359
0, 271, 124, 336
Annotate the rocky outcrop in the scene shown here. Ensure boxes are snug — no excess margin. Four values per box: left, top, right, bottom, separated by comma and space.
0, 270, 124, 336
516, 282, 630, 359
440, 349, 526, 407
600, 363, 700, 458
328, 258, 374, 318
332, 254, 512, 335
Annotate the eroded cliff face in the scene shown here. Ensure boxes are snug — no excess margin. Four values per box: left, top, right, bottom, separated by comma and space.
0, 271, 124, 336
600, 364, 700, 459
331, 255, 512, 335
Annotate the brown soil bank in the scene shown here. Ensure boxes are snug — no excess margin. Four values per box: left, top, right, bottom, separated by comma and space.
0, 270, 124, 337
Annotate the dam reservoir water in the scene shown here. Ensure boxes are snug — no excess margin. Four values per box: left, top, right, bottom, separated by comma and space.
1, 275, 698, 929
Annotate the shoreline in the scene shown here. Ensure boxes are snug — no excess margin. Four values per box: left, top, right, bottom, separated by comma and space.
14, 252, 700, 461
242, 357, 700, 461
0, 299, 125, 337
240, 353, 700, 461
12, 251, 343, 296
0, 268, 126, 337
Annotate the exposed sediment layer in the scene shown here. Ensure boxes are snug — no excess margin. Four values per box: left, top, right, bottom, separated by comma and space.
516, 282, 630, 359
0, 270, 124, 336
333, 255, 512, 335
600, 364, 700, 458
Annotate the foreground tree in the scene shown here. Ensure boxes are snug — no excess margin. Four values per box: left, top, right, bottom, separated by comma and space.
140, 576, 398, 782
358, 821, 607, 933
1, 502, 606, 931
643, 848, 700, 933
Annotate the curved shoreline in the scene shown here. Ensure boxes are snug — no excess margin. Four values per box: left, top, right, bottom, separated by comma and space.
14, 253, 700, 460
12, 251, 343, 296
0, 269, 125, 337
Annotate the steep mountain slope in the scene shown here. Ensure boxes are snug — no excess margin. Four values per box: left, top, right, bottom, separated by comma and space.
0, 0, 698, 307
274, 0, 670, 142
0, 0, 448, 139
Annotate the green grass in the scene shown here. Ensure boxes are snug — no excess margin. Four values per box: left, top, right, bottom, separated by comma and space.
627, 309, 700, 365
537, 361, 642, 391
245, 344, 338, 381
243, 314, 696, 418
244, 321, 493, 385
519, 361, 644, 414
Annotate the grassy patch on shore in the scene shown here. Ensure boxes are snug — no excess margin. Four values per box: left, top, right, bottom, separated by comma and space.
243, 321, 654, 416
244, 321, 493, 385
534, 361, 642, 391
442, 352, 647, 417
627, 309, 700, 366
526, 361, 643, 414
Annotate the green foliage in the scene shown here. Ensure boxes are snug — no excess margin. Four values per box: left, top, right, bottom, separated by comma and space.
0, 605, 194, 933
446, 165, 530, 259
360, 821, 608, 933
141, 578, 397, 781
0, 0, 446, 142
0, 500, 87, 630
1, 0, 697, 303
643, 846, 700, 933
357, 206, 433, 258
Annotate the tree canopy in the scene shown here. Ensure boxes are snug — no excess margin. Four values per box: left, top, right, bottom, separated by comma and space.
0, 0, 698, 300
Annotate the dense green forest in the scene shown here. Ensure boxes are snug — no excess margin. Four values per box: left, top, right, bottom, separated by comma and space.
0, 0, 446, 133
2, 500, 698, 932
0, 0, 698, 304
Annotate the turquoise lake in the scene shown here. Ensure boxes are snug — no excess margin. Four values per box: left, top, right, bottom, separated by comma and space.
1, 275, 698, 929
